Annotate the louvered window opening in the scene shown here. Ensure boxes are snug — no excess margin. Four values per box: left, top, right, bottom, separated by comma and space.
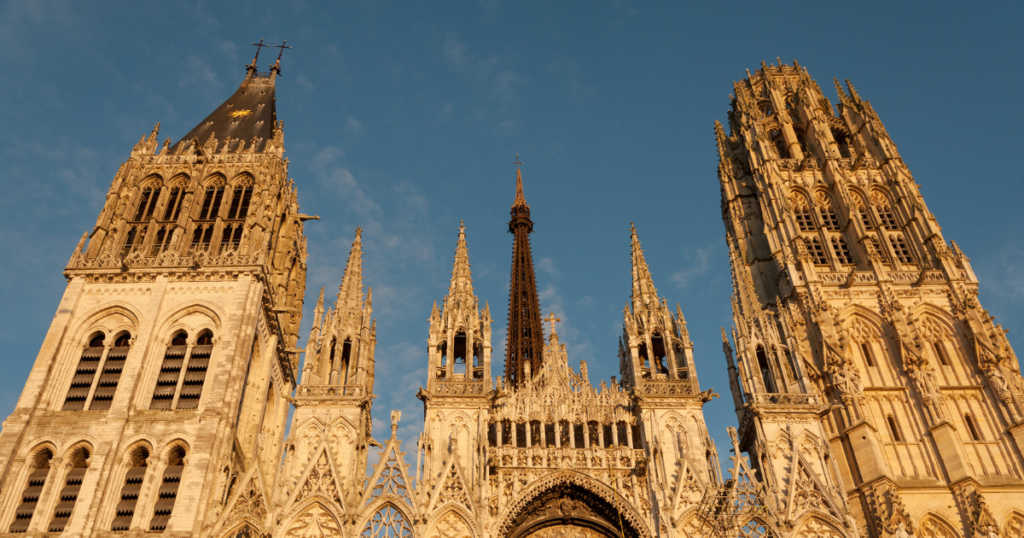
112, 466, 147, 531
151, 336, 211, 410
9, 466, 50, 533
149, 465, 183, 531
64, 335, 129, 411
89, 344, 128, 411
47, 467, 87, 532
64, 343, 103, 411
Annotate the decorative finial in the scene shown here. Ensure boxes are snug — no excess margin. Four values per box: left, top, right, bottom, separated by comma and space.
390, 410, 401, 434
514, 153, 523, 167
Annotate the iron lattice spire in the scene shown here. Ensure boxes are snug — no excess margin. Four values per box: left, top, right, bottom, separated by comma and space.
505, 157, 545, 387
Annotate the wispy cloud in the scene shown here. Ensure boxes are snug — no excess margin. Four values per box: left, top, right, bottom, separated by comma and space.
345, 117, 363, 136
670, 246, 713, 288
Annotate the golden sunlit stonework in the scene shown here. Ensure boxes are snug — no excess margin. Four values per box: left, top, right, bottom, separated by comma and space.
0, 54, 1022, 538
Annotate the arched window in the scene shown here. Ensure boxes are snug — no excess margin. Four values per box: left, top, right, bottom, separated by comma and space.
132, 187, 161, 222
791, 193, 815, 231
437, 341, 447, 380
831, 236, 853, 265
149, 445, 186, 531
871, 191, 899, 230
90, 333, 130, 411
9, 448, 53, 532
361, 504, 412, 538
933, 342, 949, 366
47, 446, 90, 532
453, 331, 467, 376
64, 332, 130, 411
861, 343, 876, 367
852, 193, 874, 230
770, 130, 789, 159
121, 225, 145, 257
197, 186, 224, 221
756, 346, 776, 393
638, 341, 651, 379
161, 187, 184, 221
832, 129, 852, 158
651, 333, 668, 376
150, 331, 212, 410
815, 192, 841, 230
339, 339, 353, 386
795, 131, 808, 154
112, 446, 148, 531
674, 343, 688, 379
226, 186, 253, 220
889, 234, 914, 264
149, 226, 170, 256
964, 414, 981, 441
807, 238, 829, 265
886, 415, 903, 442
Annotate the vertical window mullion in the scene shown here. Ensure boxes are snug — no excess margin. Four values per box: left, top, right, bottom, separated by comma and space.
82, 346, 111, 411
170, 344, 193, 410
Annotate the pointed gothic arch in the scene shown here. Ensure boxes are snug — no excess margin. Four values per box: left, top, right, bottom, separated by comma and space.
1003, 511, 1024, 538
916, 513, 961, 538
426, 509, 476, 538
360, 502, 414, 538
497, 470, 652, 538
282, 501, 344, 538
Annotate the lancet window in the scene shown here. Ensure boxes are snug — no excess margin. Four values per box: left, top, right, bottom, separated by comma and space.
150, 330, 213, 410
362, 504, 412, 538
964, 414, 981, 441
197, 186, 224, 221
161, 187, 184, 221
47, 446, 89, 532
149, 227, 171, 256
792, 192, 815, 231
111, 446, 148, 531
886, 416, 903, 442
756, 345, 776, 393
149, 445, 186, 531
861, 343, 876, 367
853, 193, 874, 230
63, 332, 130, 411
770, 130, 789, 159
932, 342, 949, 366
832, 129, 852, 158
9, 448, 53, 533
651, 333, 669, 377
871, 191, 900, 230
121, 225, 145, 257
132, 187, 161, 223
674, 343, 688, 379
815, 192, 841, 230
453, 331, 467, 376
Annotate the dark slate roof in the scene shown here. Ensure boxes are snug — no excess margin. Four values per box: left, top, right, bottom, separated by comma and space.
171, 72, 277, 152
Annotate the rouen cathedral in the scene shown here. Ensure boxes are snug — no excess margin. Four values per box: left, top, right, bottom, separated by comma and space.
0, 51, 1022, 538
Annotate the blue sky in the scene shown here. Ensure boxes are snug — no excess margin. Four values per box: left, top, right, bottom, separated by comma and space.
1, 1, 1022, 460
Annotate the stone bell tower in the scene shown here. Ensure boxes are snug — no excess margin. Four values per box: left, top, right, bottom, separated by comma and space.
718, 60, 1024, 538
0, 50, 310, 536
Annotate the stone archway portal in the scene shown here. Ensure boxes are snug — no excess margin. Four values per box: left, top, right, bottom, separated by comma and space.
507, 485, 634, 538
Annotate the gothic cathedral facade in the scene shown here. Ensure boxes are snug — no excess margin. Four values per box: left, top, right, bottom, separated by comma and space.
0, 54, 1022, 538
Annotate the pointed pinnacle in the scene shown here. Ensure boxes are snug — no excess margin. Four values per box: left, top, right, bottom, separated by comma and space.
512, 166, 528, 209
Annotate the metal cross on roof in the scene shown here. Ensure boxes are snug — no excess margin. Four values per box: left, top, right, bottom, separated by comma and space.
514, 153, 524, 167
274, 40, 292, 63
250, 38, 269, 65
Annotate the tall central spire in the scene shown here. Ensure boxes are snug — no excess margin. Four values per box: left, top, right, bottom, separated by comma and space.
505, 158, 545, 387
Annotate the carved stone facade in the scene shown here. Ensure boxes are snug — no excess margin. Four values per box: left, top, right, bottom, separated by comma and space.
2, 53, 1024, 538
0, 60, 307, 536
718, 60, 1024, 538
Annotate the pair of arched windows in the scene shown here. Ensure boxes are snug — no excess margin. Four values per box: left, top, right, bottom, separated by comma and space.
111, 444, 187, 532
63, 332, 130, 411
150, 331, 213, 410
8, 445, 91, 533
